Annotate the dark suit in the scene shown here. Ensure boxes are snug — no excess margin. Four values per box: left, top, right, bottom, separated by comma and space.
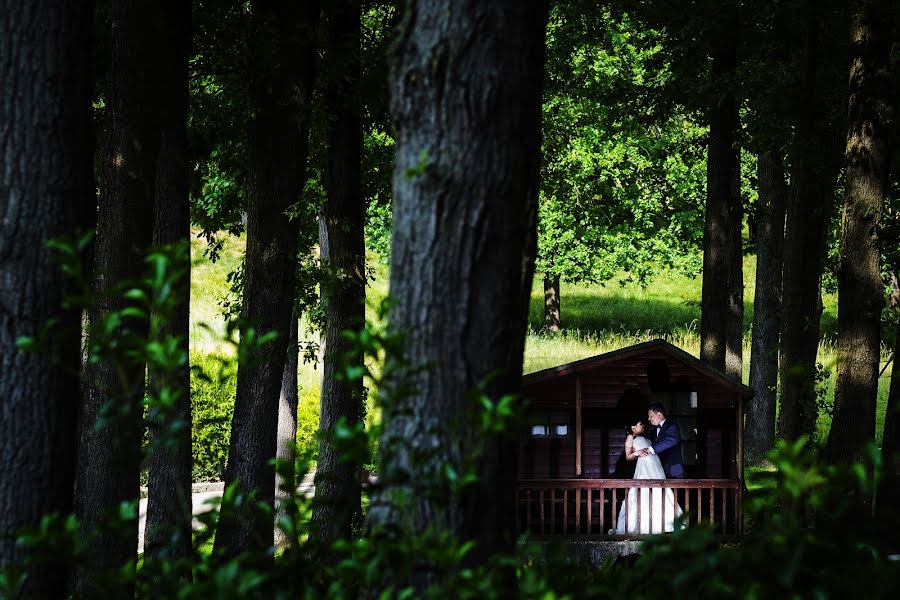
649, 419, 684, 478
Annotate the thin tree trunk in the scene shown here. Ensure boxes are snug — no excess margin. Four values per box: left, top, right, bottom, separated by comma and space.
274, 317, 299, 549
310, 0, 366, 550
73, 0, 160, 594
0, 1, 92, 595
213, 0, 319, 559
701, 2, 742, 380
778, 2, 840, 441
543, 274, 561, 333
368, 0, 548, 588
145, 0, 192, 563
746, 149, 787, 465
826, 0, 893, 464
879, 270, 900, 530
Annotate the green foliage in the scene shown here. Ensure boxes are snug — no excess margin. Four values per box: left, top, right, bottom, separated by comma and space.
8, 299, 900, 598
190, 353, 237, 482
538, 5, 706, 290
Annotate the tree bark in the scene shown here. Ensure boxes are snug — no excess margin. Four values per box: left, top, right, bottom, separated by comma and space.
274, 317, 299, 549
72, 0, 160, 594
777, 2, 840, 441
310, 0, 366, 550
0, 1, 92, 595
700, 2, 743, 380
826, 0, 893, 464
145, 0, 192, 563
213, 0, 319, 559
543, 274, 561, 333
746, 148, 787, 465
368, 0, 548, 587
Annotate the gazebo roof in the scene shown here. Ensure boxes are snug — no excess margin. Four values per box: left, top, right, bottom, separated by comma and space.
522, 338, 753, 398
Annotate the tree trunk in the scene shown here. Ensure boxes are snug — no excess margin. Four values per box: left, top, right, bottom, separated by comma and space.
777, 2, 840, 441
144, 0, 192, 564
310, 0, 366, 550
879, 270, 900, 531
213, 0, 319, 559
368, 0, 548, 587
73, 0, 160, 594
826, 0, 893, 464
701, 2, 742, 380
274, 317, 299, 549
0, 1, 91, 595
543, 274, 561, 333
746, 149, 787, 465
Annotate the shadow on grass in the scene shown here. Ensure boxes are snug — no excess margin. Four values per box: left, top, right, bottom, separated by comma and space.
529, 292, 840, 341
529, 293, 704, 337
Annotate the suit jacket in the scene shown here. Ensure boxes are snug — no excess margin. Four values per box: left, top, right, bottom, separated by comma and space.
650, 420, 684, 478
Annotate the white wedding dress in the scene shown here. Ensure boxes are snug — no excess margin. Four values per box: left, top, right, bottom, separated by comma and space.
611, 435, 684, 534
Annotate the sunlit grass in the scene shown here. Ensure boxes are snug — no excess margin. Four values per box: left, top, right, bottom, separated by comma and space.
189, 232, 889, 452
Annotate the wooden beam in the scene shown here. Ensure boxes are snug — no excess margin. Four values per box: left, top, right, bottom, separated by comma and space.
575, 375, 583, 477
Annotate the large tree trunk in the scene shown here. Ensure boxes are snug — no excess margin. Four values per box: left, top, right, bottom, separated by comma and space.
777, 2, 840, 441
700, 3, 742, 380
274, 317, 299, 549
310, 0, 366, 550
144, 0, 192, 563
368, 0, 548, 588
543, 274, 561, 333
213, 0, 319, 559
73, 0, 160, 594
746, 148, 787, 464
0, 1, 92, 596
826, 0, 893, 464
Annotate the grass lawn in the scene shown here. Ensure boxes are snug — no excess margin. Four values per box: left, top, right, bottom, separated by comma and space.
189, 232, 891, 449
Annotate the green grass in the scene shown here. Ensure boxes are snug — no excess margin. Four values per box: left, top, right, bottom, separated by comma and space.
190, 233, 891, 456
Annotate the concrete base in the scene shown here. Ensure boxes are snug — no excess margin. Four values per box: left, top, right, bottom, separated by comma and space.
521, 539, 644, 569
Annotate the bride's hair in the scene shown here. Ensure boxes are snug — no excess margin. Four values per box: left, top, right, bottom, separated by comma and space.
624, 421, 645, 436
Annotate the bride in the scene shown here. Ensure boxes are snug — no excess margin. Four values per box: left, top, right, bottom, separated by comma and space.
610, 419, 684, 535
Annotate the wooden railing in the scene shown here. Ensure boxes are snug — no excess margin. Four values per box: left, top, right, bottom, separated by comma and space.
517, 479, 741, 540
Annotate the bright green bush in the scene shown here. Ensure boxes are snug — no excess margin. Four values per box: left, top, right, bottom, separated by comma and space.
190, 353, 322, 482
191, 353, 236, 482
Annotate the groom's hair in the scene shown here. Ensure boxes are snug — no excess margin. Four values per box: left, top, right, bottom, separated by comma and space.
648, 402, 666, 417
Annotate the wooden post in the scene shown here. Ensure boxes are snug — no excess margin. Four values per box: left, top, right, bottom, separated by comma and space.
575, 375, 583, 477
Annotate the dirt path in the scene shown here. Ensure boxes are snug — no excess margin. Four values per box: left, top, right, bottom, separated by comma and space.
137, 471, 316, 553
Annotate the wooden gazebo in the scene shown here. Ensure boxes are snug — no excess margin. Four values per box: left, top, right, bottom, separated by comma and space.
517, 339, 751, 540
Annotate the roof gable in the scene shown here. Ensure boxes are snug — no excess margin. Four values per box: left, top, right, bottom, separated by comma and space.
522, 339, 753, 397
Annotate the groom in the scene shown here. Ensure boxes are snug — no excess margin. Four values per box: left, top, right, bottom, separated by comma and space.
638, 402, 684, 478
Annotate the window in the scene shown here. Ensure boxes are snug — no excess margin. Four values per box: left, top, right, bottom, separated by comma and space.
530, 411, 570, 437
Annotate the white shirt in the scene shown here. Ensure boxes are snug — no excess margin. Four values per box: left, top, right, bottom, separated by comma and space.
649, 419, 666, 455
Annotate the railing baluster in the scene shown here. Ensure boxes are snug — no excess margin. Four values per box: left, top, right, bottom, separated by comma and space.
550, 488, 556, 535
526, 489, 531, 533
612, 487, 618, 535
563, 489, 568, 535
586, 487, 592, 535
598, 486, 605, 534
709, 486, 714, 525
686, 487, 691, 526
662, 485, 666, 533
634, 487, 639, 534
575, 488, 581, 534
539, 489, 545, 534
721, 488, 726, 535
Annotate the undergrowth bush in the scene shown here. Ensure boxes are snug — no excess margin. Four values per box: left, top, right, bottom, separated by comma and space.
190, 353, 321, 482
